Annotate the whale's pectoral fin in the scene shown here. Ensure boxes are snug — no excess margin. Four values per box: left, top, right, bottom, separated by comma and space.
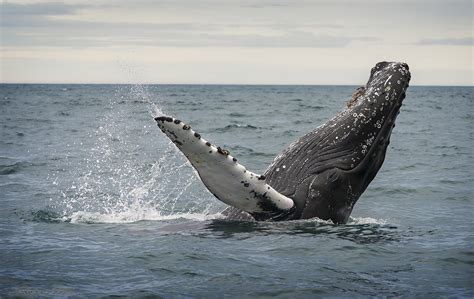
154, 116, 295, 220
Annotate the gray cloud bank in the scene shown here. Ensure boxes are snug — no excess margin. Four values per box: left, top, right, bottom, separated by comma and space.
417, 37, 473, 46
1, 1, 375, 48
3, 1, 472, 49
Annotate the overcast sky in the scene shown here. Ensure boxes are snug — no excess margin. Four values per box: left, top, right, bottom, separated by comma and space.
1, 0, 472, 85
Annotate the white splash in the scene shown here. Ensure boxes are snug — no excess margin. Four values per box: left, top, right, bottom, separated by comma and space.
348, 217, 388, 225
50, 84, 218, 224
67, 210, 225, 224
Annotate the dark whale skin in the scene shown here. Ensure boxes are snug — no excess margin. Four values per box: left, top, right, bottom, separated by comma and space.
228, 61, 411, 223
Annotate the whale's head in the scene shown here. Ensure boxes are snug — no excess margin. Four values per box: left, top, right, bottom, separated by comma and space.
341, 61, 411, 177
265, 61, 411, 223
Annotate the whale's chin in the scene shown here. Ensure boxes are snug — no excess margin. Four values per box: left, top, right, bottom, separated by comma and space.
154, 62, 411, 223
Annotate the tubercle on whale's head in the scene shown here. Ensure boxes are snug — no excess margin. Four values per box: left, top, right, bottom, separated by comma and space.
369, 61, 410, 84
353, 62, 410, 111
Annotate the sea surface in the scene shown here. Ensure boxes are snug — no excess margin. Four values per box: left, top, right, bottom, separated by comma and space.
0, 84, 472, 298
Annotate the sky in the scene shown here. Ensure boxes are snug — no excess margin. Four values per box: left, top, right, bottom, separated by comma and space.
0, 0, 472, 85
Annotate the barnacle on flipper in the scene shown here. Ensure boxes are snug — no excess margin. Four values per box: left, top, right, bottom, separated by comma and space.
347, 86, 366, 109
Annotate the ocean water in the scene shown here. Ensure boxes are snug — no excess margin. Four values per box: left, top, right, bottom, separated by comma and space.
0, 84, 472, 298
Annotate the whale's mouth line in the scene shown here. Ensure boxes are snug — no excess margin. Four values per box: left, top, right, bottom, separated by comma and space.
349, 85, 407, 172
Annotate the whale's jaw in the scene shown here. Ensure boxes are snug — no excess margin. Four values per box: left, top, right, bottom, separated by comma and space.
264, 62, 411, 223
154, 62, 411, 223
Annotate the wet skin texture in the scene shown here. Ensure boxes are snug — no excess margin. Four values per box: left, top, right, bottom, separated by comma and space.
229, 61, 411, 223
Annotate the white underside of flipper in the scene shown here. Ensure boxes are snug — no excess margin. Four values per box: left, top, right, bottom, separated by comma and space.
154, 116, 295, 218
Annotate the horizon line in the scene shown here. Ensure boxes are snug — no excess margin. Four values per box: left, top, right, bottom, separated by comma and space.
1, 82, 473, 87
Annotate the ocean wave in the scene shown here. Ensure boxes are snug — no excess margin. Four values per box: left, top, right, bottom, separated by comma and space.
348, 216, 388, 225
228, 112, 247, 117
213, 124, 262, 132
0, 161, 46, 175
284, 216, 388, 226
204, 216, 398, 244
229, 145, 274, 158
297, 104, 325, 110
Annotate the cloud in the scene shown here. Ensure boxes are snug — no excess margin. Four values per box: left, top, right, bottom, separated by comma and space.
175, 31, 376, 48
0, 1, 91, 29
0, 2, 367, 49
1, 1, 85, 16
417, 37, 473, 46
2, 24, 373, 48
2, 24, 375, 48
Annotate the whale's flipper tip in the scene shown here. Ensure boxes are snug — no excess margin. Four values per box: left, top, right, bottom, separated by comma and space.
154, 116, 173, 122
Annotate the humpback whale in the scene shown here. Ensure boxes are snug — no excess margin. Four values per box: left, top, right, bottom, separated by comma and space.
154, 61, 411, 224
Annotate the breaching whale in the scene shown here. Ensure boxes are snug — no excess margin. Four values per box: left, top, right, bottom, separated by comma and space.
154, 61, 411, 224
